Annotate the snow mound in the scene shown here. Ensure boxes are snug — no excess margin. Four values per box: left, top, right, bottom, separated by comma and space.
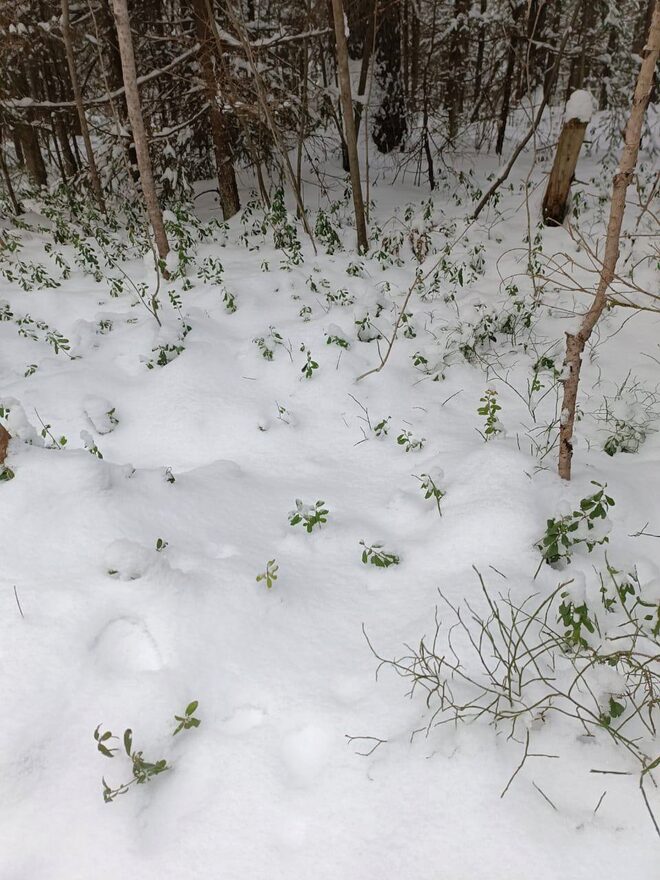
565, 89, 594, 123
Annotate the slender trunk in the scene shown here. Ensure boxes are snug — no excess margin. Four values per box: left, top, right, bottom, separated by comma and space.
474, 0, 487, 102
17, 122, 47, 187
495, 10, 519, 156
558, 1, 660, 480
331, 0, 369, 252
372, 0, 406, 153
447, 0, 469, 141
0, 143, 21, 214
410, 4, 420, 107
296, 33, 310, 214
354, 0, 376, 137
61, 0, 106, 212
111, 0, 169, 263
192, 0, 240, 219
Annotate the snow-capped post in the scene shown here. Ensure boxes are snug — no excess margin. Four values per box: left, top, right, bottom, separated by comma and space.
558, 0, 660, 482
0, 424, 10, 465
542, 90, 593, 226
111, 0, 170, 269
331, 0, 369, 254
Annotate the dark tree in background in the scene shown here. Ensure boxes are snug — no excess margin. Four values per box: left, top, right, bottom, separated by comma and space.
372, 0, 407, 153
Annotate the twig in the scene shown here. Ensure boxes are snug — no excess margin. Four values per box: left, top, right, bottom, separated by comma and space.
13, 585, 24, 618
345, 734, 387, 757
532, 781, 558, 811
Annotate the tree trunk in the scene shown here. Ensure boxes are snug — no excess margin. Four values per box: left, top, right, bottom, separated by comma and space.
61, 0, 106, 212
111, 0, 169, 264
372, 0, 406, 153
447, 0, 470, 141
542, 113, 588, 225
192, 0, 240, 220
331, 0, 369, 252
354, 0, 376, 138
0, 424, 9, 466
16, 122, 47, 187
495, 5, 521, 156
0, 143, 21, 214
100, 0, 139, 177
558, 0, 660, 481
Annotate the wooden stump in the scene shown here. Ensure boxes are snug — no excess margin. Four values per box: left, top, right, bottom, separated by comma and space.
542, 117, 588, 226
0, 424, 10, 465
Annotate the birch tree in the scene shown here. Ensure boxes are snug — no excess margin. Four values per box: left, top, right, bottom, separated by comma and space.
111, 0, 170, 264
558, 0, 660, 480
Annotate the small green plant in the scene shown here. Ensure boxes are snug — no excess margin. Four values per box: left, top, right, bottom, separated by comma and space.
80, 430, 103, 459
417, 472, 445, 515
536, 482, 615, 569
289, 499, 328, 533
94, 700, 200, 803
300, 348, 319, 379
400, 312, 416, 338
197, 256, 224, 284
557, 591, 596, 649
360, 540, 400, 567
221, 285, 237, 313
325, 288, 354, 307
346, 261, 364, 277
315, 210, 342, 254
173, 700, 201, 735
477, 389, 502, 440
155, 538, 168, 552
37, 415, 67, 449
397, 429, 425, 452
0, 465, 14, 482
256, 559, 279, 589
268, 188, 302, 267
326, 333, 349, 349
254, 336, 274, 361
373, 417, 390, 438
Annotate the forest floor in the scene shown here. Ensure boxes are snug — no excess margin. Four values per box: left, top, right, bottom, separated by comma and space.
0, 113, 659, 878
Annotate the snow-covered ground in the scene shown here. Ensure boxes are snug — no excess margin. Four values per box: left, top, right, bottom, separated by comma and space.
0, 121, 658, 878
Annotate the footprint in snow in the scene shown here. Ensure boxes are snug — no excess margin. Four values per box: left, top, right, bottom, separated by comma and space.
92, 616, 163, 672
220, 706, 265, 736
280, 725, 333, 788
103, 538, 159, 581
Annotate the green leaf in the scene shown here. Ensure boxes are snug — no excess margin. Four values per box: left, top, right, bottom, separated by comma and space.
185, 701, 198, 716
609, 698, 625, 719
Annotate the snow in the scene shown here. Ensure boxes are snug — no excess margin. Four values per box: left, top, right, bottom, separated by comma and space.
0, 130, 659, 879
565, 89, 595, 123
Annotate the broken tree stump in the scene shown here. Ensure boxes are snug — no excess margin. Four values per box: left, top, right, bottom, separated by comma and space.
0, 424, 10, 465
542, 90, 593, 226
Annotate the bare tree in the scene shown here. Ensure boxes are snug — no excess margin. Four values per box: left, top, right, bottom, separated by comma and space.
111, 0, 170, 263
331, 0, 369, 252
61, 0, 106, 213
192, 0, 240, 220
558, 0, 660, 480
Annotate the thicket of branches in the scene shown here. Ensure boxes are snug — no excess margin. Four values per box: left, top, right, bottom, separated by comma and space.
0, 0, 655, 213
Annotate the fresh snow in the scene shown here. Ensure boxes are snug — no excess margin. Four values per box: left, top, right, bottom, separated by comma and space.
0, 128, 658, 879
565, 89, 595, 123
